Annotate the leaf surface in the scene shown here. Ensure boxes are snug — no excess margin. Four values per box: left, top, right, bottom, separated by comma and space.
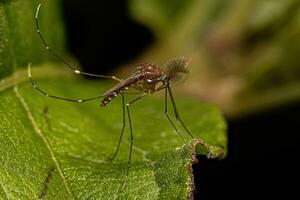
0, 66, 227, 199
0, 0, 65, 79
0, 0, 227, 198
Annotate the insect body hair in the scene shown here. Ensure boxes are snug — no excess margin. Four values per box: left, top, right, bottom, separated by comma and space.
164, 57, 190, 83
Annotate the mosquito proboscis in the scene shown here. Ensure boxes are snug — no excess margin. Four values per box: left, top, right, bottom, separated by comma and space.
30, 2, 205, 191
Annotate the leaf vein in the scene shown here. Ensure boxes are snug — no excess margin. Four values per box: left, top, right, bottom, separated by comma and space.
0, 181, 9, 200
13, 86, 74, 200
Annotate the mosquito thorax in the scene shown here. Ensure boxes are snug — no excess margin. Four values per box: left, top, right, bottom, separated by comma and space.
138, 65, 164, 92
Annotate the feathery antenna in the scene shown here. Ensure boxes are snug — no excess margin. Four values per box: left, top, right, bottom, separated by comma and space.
164, 57, 190, 82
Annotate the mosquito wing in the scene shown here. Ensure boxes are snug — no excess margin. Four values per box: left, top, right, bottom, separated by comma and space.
103, 75, 140, 97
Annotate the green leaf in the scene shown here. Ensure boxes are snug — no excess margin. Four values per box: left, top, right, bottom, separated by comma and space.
0, 0, 65, 79
129, 0, 189, 37
1, 0, 227, 198
0, 65, 227, 199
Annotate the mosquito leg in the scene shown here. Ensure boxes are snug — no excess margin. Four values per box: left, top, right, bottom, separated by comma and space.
120, 93, 147, 191
28, 65, 103, 103
156, 84, 167, 92
110, 92, 145, 161
167, 86, 194, 138
109, 94, 126, 161
164, 88, 187, 143
35, 3, 122, 81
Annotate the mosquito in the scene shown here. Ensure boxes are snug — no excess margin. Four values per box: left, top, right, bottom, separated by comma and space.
30, 3, 199, 190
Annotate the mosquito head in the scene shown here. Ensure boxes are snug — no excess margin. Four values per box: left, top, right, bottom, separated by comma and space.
163, 57, 190, 84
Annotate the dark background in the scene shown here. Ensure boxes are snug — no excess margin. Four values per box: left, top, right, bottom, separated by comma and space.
63, 1, 300, 199
194, 103, 300, 200
63, 0, 153, 75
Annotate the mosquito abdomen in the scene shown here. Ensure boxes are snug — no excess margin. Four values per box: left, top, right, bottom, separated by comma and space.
101, 91, 119, 107
101, 76, 139, 107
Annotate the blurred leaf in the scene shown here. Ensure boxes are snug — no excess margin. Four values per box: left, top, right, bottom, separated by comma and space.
130, 0, 188, 37
129, 0, 300, 118
0, 0, 65, 79
0, 65, 226, 199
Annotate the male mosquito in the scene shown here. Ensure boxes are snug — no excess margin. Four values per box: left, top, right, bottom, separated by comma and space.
30, 3, 196, 189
